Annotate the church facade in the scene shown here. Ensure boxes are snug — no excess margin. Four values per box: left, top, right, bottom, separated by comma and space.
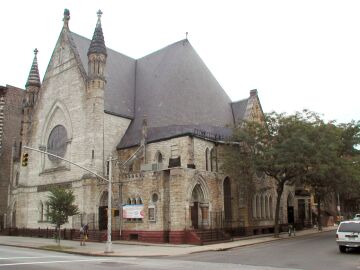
7, 10, 312, 243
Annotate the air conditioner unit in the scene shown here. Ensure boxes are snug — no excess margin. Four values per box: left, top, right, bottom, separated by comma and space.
141, 163, 167, 171
141, 163, 155, 171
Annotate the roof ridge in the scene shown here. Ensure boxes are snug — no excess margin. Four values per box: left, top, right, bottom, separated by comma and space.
231, 97, 249, 104
70, 31, 135, 60
137, 39, 189, 60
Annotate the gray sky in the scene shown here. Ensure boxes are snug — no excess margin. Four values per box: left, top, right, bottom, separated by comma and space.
1, 0, 359, 123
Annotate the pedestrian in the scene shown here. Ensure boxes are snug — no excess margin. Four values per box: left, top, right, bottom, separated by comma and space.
79, 224, 84, 246
83, 223, 89, 245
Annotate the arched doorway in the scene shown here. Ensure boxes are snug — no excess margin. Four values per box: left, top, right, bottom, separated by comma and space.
190, 184, 209, 229
99, 192, 108, 230
287, 193, 295, 225
223, 177, 232, 223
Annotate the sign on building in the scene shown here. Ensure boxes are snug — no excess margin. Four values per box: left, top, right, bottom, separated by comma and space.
122, 204, 145, 219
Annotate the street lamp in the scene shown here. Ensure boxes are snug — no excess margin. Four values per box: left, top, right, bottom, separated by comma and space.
23, 146, 114, 253
105, 156, 113, 253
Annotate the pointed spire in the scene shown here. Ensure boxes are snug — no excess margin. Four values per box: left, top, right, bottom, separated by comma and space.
87, 10, 107, 56
63, 8, 70, 29
26, 49, 41, 88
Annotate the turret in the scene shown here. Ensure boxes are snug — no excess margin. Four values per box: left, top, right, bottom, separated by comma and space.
22, 49, 41, 143
87, 10, 107, 87
85, 10, 107, 174
24, 48, 41, 108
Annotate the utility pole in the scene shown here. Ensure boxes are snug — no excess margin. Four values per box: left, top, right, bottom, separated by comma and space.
23, 146, 114, 253
105, 156, 113, 253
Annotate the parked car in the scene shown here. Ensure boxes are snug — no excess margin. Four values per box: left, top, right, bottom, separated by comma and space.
336, 220, 360, 253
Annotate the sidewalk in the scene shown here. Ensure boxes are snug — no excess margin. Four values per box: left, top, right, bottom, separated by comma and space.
0, 226, 337, 257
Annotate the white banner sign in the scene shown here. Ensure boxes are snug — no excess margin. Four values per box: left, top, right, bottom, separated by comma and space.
122, 204, 145, 219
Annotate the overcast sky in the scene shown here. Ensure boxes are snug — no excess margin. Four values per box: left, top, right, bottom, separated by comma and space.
1, 0, 359, 123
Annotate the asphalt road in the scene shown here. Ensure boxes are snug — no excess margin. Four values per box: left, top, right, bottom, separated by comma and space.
168, 230, 360, 270
0, 245, 298, 270
1, 231, 359, 270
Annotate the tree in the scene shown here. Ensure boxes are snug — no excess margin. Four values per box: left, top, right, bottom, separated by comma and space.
223, 111, 321, 237
299, 121, 343, 230
301, 120, 360, 228
47, 187, 79, 245
223, 111, 360, 237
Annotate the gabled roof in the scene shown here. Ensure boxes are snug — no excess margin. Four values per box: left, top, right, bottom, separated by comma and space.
71, 32, 136, 119
69, 30, 257, 149
231, 98, 249, 125
118, 40, 235, 148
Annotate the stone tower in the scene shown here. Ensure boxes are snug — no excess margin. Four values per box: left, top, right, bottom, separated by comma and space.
86, 10, 107, 174
22, 49, 41, 144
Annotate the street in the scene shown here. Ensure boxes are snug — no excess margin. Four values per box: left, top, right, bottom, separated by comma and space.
169, 231, 360, 270
0, 245, 295, 270
0, 231, 359, 270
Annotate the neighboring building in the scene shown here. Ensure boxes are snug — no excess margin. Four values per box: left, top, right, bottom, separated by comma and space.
8, 9, 312, 243
0, 85, 24, 229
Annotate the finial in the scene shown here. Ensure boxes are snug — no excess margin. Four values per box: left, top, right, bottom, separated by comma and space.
26, 48, 41, 89
186, 32, 188, 40
87, 9, 107, 56
63, 9, 70, 28
97, 9, 103, 19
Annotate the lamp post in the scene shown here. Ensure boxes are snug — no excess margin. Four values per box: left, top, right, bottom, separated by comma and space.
105, 155, 113, 253
23, 146, 113, 253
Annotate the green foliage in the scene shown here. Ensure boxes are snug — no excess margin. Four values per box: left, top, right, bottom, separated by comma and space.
47, 187, 79, 242
222, 110, 360, 236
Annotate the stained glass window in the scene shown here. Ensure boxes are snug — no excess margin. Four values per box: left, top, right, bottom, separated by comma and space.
47, 125, 67, 162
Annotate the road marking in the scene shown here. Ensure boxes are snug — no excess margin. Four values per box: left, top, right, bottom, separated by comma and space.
0, 258, 110, 267
0, 256, 71, 260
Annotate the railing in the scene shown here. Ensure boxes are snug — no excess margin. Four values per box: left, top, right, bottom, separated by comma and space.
0, 227, 121, 242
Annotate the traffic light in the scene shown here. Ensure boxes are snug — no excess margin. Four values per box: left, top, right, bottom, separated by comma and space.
22, 152, 29, 167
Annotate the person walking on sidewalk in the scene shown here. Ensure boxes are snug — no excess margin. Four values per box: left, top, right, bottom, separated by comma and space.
83, 224, 89, 246
79, 225, 84, 246
80, 224, 89, 246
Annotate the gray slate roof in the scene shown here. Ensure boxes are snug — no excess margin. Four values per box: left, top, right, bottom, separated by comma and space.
71, 32, 136, 119
69, 33, 251, 148
231, 98, 249, 125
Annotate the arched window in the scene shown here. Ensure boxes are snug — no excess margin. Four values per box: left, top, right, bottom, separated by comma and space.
261, 195, 265, 218
210, 148, 217, 172
46, 204, 50, 221
39, 202, 44, 222
269, 196, 273, 219
253, 195, 257, 218
136, 197, 143, 204
265, 195, 269, 219
127, 198, 132, 205
156, 152, 163, 164
256, 195, 261, 218
205, 148, 209, 171
131, 198, 136, 205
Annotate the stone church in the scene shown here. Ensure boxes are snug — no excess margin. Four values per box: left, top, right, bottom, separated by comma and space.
7, 9, 313, 243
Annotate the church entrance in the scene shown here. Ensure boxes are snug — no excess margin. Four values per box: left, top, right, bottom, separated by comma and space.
191, 202, 199, 229
98, 192, 108, 230
190, 184, 209, 229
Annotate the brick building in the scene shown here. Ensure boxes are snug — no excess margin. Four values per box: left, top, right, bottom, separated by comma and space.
8, 9, 312, 243
0, 85, 24, 229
